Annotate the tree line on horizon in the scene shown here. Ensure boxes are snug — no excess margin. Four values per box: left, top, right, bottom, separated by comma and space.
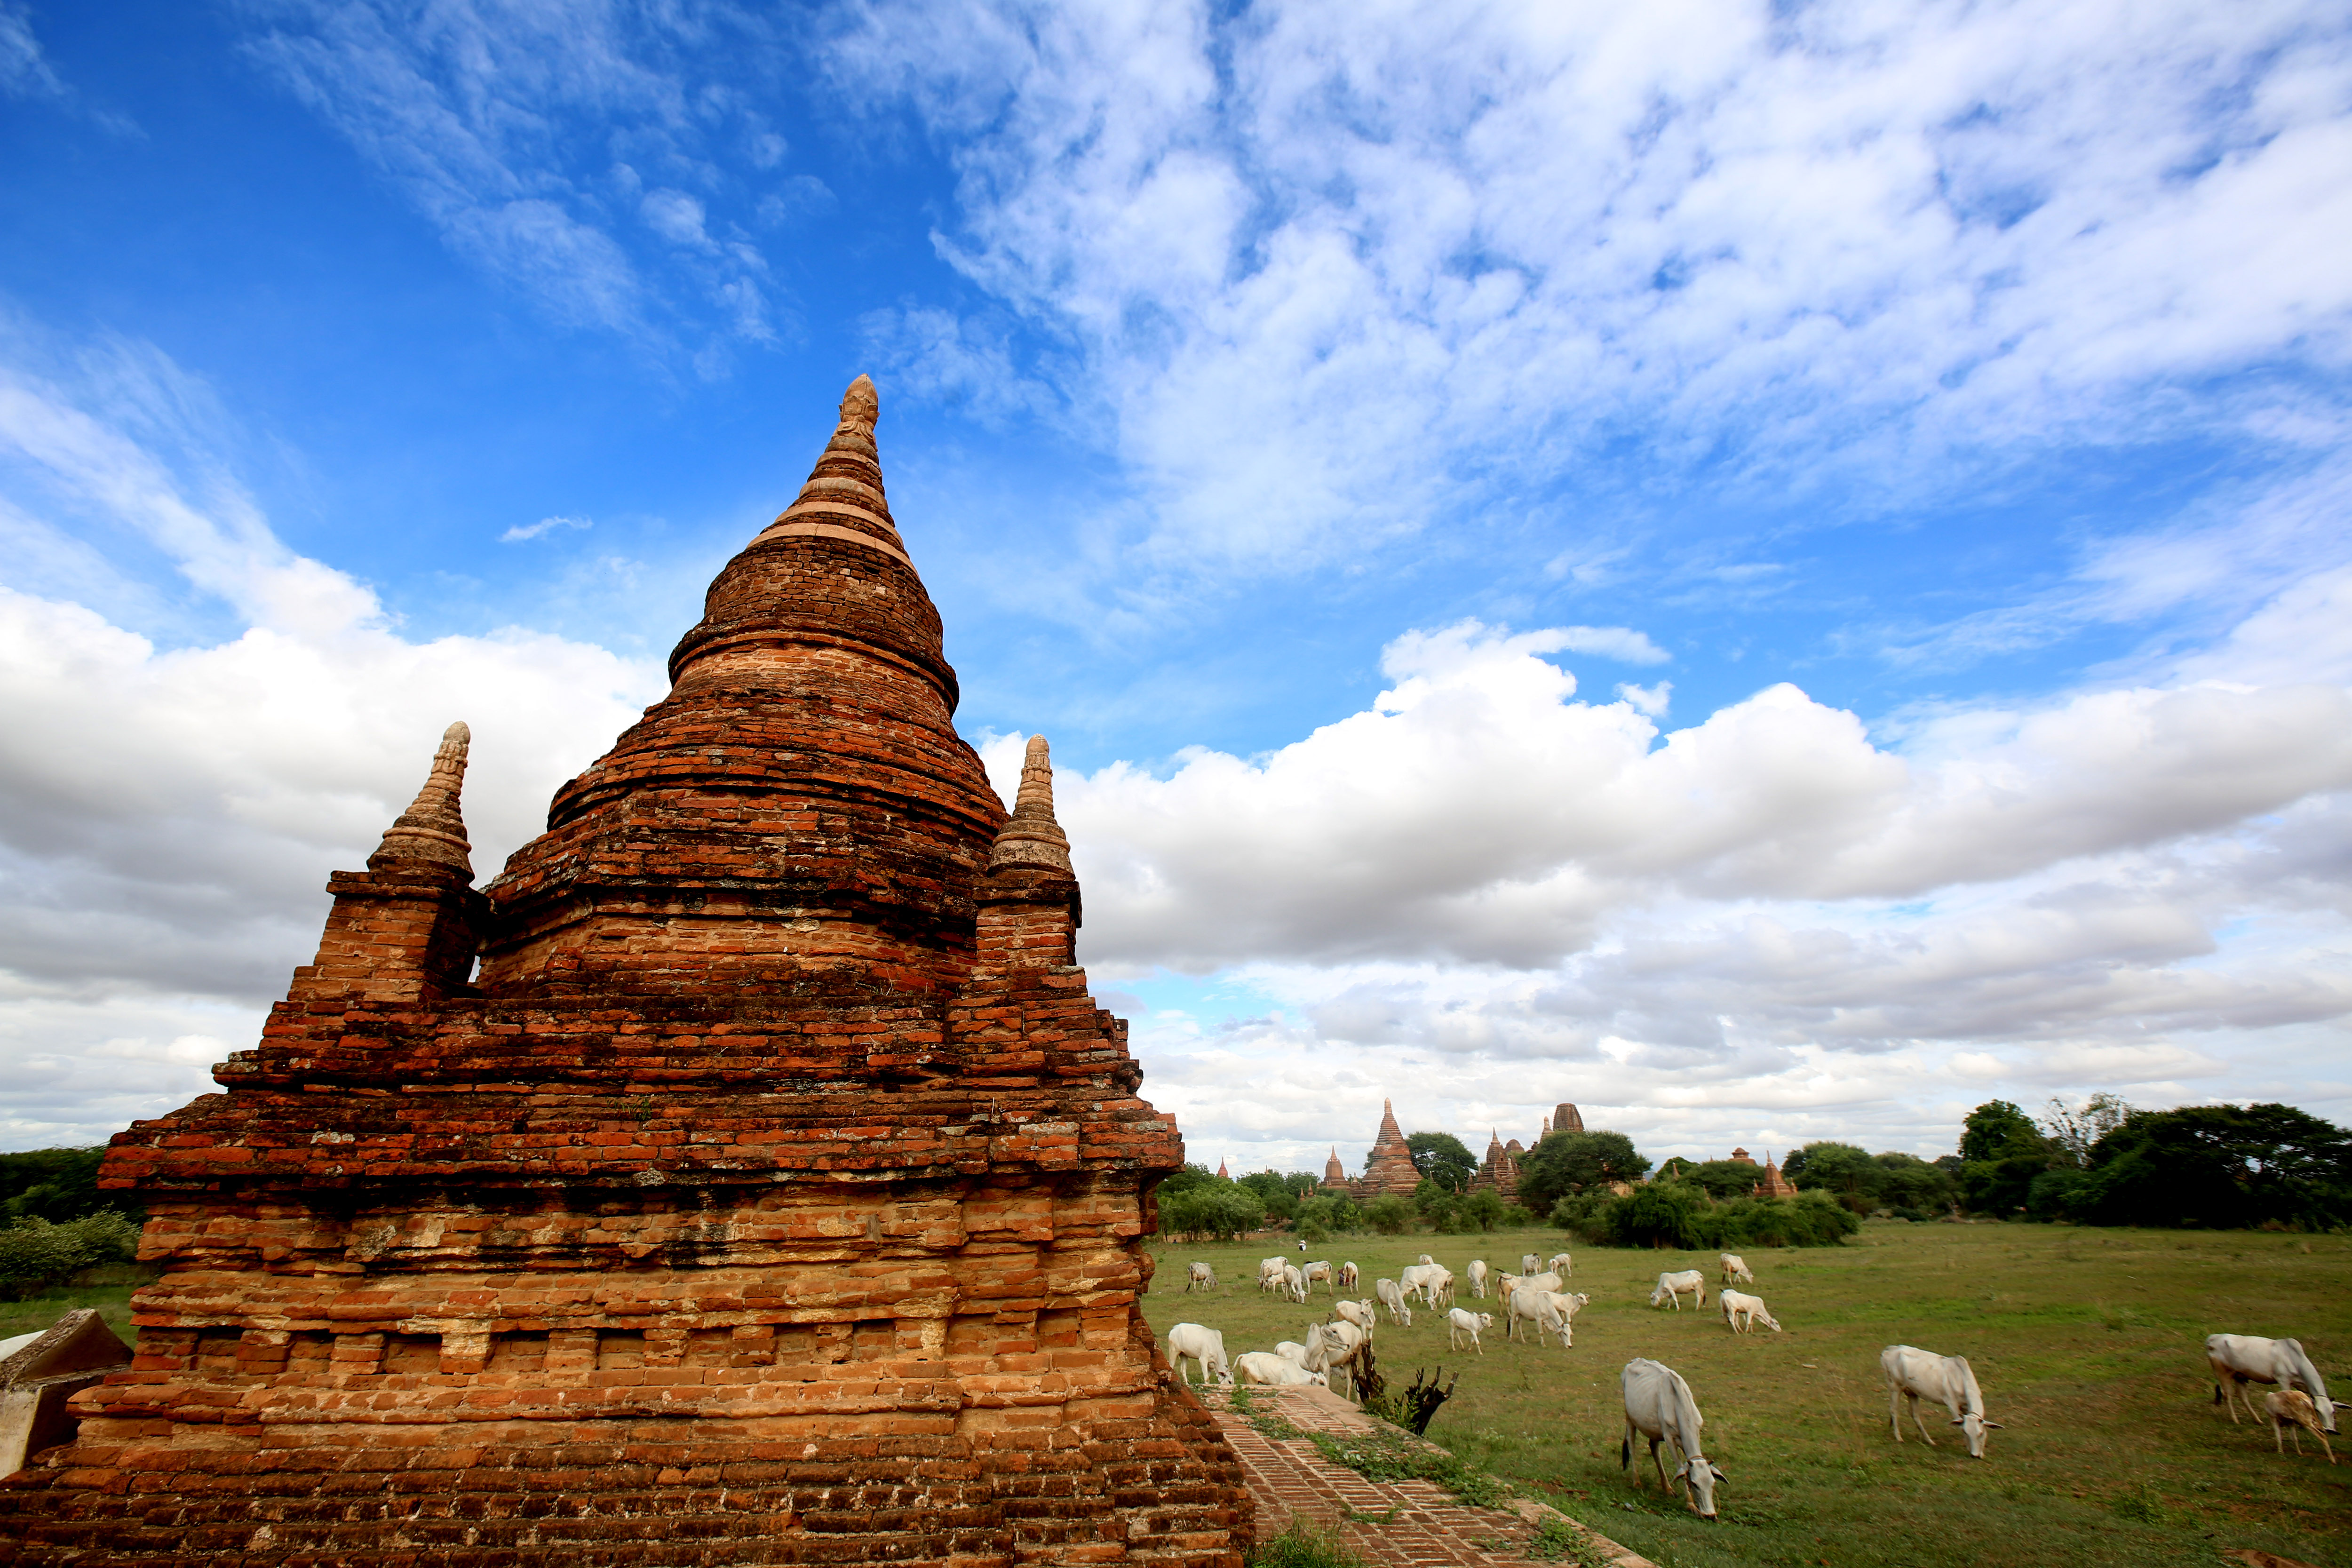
1152, 1095, 2352, 1246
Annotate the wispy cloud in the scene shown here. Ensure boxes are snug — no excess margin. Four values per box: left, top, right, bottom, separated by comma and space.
501, 513, 592, 543
238, 0, 797, 356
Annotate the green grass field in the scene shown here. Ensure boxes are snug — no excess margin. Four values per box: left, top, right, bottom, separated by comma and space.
1142, 1223, 2352, 1568
0, 1265, 145, 1346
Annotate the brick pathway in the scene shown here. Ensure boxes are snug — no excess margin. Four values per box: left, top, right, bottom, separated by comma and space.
1199, 1386, 1657, 1568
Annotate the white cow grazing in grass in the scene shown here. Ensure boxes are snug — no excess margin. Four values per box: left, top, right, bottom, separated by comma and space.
1303, 1260, 1335, 1295
1466, 1259, 1489, 1298
1719, 1290, 1781, 1334
1521, 1253, 1542, 1275
1719, 1253, 1755, 1285
1185, 1262, 1217, 1293
2267, 1390, 2338, 1464
1447, 1309, 1495, 1355
1281, 1264, 1310, 1305
1621, 1359, 1727, 1519
1649, 1270, 1706, 1310
1313, 1320, 1370, 1399
1339, 1261, 1359, 1291
1332, 1299, 1376, 1334
1548, 1252, 1573, 1278
1375, 1278, 1414, 1327
1234, 1351, 1328, 1388
1408, 1266, 1455, 1308
1399, 1262, 1442, 1304
1168, 1323, 1232, 1387
1882, 1345, 2001, 1459
1512, 1289, 1588, 1348
1258, 1258, 1288, 1293
2210, 1335, 2336, 1433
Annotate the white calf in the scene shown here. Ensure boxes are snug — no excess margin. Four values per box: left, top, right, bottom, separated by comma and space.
1883, 1345, 2001, 1459
1281, 1264, 1309, 1305
1416, 1253, 1435, 1266
1339, 1261, 1359, 1291
1332, 1299, 1376, 1334
1168, 1323, 1231, 1387
1258, 1257, 1288, 1294
1375, 1278, 1414, 1327
1621, 1359, 1726, 1519
1399, 1263, 1442, 1305
1719, 1253, 1755, 1285
1447, 1309, 1495, 1355
1185, 1261, 1217, 1293
1548, 1252, 1573, 1278
1234, 1351, 1328, 1388
1466, 1259, 1489, 1298
2210, 1335, 2336, 1433
1649, 1270, 1706, 1310
1521, 1253, 1541, 1275
1719, 1290, 1781, 1334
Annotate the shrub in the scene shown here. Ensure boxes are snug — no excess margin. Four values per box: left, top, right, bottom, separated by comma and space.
0, 1210, 141, 1297
1158, 1183, 1265, 1241
1364, 1194, 1415, 1235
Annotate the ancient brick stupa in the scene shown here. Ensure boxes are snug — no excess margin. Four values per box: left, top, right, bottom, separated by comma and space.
1349, 1100, 1422, 1200
1, 378, 1250, 1567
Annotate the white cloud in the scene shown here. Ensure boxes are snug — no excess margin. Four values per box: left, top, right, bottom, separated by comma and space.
501, 513, 593, 543
238, 0, 786, 351
828, 0, 2352, 575
0, 331, 664, 1145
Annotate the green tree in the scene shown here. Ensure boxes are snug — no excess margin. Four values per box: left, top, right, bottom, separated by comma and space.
1296, 1193, 1362, 1236
2040, 1093, 2133, 1166
1364, 1194, 1415, 1235
1786, 1143, 1882, 1211
0, 1148, 129, 1223
1237, 1170, 1301, 1223
1158, 1183, 1266, 1242
1682, 1160, 1767, 1200
1405, 1132, 1478, 1194
2070, 1104, 2352, 1230
1602, 1183, 1708, 1249
1516, 1130, 1651, 1213
1959, 1100, 2054, 1215
1873, 1152, 1958, 1215
1462, 1189, 1509, 1233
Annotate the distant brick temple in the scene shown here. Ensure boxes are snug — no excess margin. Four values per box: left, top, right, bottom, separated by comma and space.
0, 379, 1249, 1566
1319, 1101, 1422, 1201
1470, 1102, 1585, 1203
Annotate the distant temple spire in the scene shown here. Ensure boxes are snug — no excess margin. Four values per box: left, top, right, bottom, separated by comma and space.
368, 722, 473, 877
989, 735, 1074, 872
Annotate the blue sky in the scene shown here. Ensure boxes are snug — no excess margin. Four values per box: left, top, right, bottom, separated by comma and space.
3, 0, 2350, 1174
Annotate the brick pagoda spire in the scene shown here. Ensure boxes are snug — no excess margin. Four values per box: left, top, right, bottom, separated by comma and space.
1356, 1098, 1421, 1197
3, 377, 1248, 1567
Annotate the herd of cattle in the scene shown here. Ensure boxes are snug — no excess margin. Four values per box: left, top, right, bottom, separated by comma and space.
1165, 1249, 2339, 1520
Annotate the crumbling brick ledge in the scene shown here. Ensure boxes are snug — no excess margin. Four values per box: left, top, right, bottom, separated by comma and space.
1199, 1385, 1657, 1568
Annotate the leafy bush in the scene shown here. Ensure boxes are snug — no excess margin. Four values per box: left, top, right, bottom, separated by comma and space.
0, 1148, 133, 1224
1364, 1194, 1415, 1234
0, 1211, 141, 1297
1157, 1181, 1266, 1241
1556, 1183, 1858, 1250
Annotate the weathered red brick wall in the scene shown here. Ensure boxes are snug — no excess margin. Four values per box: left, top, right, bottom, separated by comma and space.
0, 377, 1248, 1568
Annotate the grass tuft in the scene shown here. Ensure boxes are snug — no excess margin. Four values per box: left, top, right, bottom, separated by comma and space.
1248, 1521, 1370, 1568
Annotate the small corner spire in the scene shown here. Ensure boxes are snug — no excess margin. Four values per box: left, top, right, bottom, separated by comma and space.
369, 721, 474, 877
988, 733, 1073, 872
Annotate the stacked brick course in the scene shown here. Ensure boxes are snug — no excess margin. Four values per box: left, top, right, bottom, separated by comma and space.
0, 377, 1248, 1568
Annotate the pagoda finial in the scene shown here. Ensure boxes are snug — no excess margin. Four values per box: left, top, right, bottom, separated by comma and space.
752, 372, 908, 559
988, 734, 1073, 872
369, 722, 473, 876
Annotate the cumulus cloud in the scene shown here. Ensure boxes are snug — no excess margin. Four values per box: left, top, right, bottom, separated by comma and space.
0, 330, 663, 1144
827, 0, 2352, 573
974, 612, 2352, 1164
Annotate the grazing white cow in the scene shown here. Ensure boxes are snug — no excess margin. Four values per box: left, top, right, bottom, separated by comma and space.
1416, 1254, 1435, 1266
1719, 1253, 1755, 1285
1185, 1262, 1218, 1293
1719, 1290, 1781, 1334
1234, 1351, 1328, 1388
1621, 1359, 1727, 1519
1882, 1345, 2002, 1459
1521, 1253, 1542, 1275
1375, 1278, 1414, 1327
1649, 1270, 1707, 1311
1339, 1262, 1360, 1291
1466, 1259, 1489, 1298
1447, 1309, 1495, 1355
1548, 1252, 1574, 1278
1404, 1265, 1455, 1308
1510, 1289, 1588, 1348
2266, 1390, 2338, 1464
1281, 1264, 1309, 1304
2210, 1335, 2337, 1434
1303, 1260, 1336, 1295
1258, 1258, 1288, 1294
1167, 1323, 1232, 1387
1332, 1299, 1376, 1334
1311, 1320, 1369, 1397
1399, 1262, 1442, 1304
